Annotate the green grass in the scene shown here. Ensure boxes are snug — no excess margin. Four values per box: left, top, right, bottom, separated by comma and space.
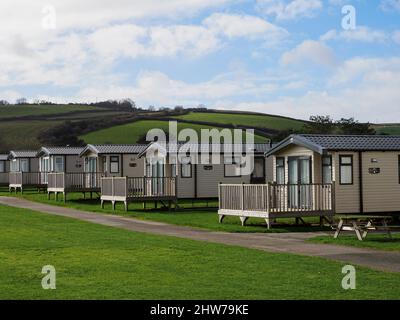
81, 119, 269, 144
1, 204, 400, 299
0, 189, 329, 233
374, 125, 400, 135
0, 120, 62, 150
0, 104, 96, 119
310, 234, 400, 252
175, 112, 306, 131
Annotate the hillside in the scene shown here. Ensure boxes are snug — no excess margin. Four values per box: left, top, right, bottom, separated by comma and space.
1, 103, 397, 151
80, 119, 269, 144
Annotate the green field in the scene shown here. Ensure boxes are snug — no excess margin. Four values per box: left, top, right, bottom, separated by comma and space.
0, 104, 96, 119
175, 112, 306, 131
310, 234, 400, 251
374, 125, 400, 135
81, 119, 269, 144
1, 204, 399, 299
0, 120, 62, 150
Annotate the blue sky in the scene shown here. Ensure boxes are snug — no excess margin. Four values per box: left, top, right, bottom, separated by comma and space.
1, 0, 400, 122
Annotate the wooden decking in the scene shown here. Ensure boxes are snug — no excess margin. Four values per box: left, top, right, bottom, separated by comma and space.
101, 177, 177, 211
9, 172, 48, 192
218, 183, 335, 228
47, 172, 102, 201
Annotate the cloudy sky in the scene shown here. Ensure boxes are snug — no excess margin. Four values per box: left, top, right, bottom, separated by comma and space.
1, 0, 400, 122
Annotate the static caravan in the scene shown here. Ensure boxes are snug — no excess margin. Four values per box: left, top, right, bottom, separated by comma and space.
36, 147, 86, 200
79, 144, 148, 177
8, 150, 42, 192
0, 154, 10, 186
266, 134, 400, 215
138, 142, 273, 199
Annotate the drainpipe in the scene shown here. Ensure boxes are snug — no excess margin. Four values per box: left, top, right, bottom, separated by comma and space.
358, 151, 364, 215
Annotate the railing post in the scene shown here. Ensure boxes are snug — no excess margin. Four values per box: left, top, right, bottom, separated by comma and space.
266, 183, 270, 213
331, 181, 336, 214
241, 182, 245, 211
125, 177, 128, 198
111, 177, 114, 197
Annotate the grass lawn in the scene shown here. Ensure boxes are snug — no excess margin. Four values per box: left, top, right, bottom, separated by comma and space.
0, 189, 329, 233
310, 234, 400, 252
80, 119, 268, 144
174, 112, 306, 131
0, 204, 400, 299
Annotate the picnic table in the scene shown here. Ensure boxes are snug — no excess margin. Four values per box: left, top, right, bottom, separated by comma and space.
334, 215, 392, 241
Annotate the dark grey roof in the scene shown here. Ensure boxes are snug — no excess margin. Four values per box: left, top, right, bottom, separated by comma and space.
0, 154, 8, 161
37, 147, 85, 157
139, 142, 274, 157
80, 144, 148, 156
266, 134, 400, 156
9, 150, 38, 159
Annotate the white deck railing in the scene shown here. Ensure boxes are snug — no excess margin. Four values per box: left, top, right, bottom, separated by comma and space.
219, 183, 334, 214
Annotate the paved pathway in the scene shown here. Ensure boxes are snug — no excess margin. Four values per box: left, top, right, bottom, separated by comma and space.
1, 196, 400, 273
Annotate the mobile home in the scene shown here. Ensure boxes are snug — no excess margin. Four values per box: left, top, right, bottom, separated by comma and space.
266, 134, 400, 215
0, 154, 10, 186
8, 150, 42, 192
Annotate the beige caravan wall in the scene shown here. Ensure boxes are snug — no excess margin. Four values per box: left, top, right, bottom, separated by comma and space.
30, 158, 39, 172
177, 164, 195, 198
332, 152, 360, 214
65, 155, 84, 173
362, 152, 400, 213
122, 154, 145, 177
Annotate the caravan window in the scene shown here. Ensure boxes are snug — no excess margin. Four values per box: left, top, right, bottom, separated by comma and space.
54, 156, 64, 172
276, 157, 285, 184
20, 159, 29, 172
10, 160, 18, 172
322, 156, 332, 184
224, 158, 241, 177
110, 156, 119, 173
0, 161, 4, 173
339, 155, 353, 185
181, 163, 192, 178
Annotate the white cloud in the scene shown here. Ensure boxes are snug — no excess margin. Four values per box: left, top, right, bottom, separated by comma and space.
321, 26, 388, 43
203, 13, 288, 41
393, 30, 400, 44
380, 0, 400, 12
281, 40, 336, 66
257, 0, 322, 20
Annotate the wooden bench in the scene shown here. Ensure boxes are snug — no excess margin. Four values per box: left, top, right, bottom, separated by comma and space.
334, 215, 395, 241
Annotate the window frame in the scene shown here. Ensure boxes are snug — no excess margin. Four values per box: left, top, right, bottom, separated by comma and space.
322, 155, 333, 184
275, 157, 285, 184
54, 156, 64, 173
109, 156, 120, 174
339, 155, 354, 185
0, 161, 5, 173
224, 157, 242, 178
180, 162, 192, 178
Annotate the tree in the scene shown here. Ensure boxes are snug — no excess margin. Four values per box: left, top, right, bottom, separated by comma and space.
0, 100, 9, 105
16, 98, 27, 105
337, 118, 376, 135
303, 115, 335, 134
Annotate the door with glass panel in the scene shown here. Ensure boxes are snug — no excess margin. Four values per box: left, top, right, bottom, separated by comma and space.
151, 160, 164, 195
86, 157, 97, 187
288, 157, 312, 209
41, 157, 49, 184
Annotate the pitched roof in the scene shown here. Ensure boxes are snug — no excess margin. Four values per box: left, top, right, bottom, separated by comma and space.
0, 154, 8, 161
266, 134, 400, 156
37, 147, 85, 157
80, 144, 148, 156
139, 142, 274, 157
9, 150, 38, 159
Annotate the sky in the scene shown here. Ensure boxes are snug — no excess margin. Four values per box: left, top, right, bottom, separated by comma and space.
1, 0, 400, 122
